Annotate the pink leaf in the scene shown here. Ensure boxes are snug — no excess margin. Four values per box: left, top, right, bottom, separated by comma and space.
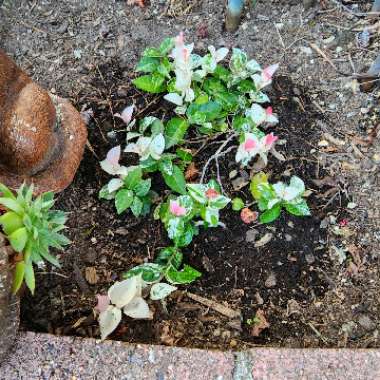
205, 188, 219, 200
115, 105, 134, 125
265, 107, 273, 116
263, 133, 278, 149
106, 146, 121, 166
244, 138, 257, 152
263, 64, 279, 81
95, 294, 110, 313
169, 200, 187, 217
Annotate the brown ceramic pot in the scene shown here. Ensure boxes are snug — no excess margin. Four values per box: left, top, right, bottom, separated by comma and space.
0, 50, 87, 194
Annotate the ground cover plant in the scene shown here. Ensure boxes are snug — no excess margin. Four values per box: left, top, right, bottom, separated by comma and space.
96, 34, 311, 339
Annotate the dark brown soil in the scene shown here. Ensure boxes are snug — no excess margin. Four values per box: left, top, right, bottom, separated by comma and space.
20, 63, 344, 349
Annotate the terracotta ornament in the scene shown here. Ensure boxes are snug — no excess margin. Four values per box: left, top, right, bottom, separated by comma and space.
0, 50, 87, 194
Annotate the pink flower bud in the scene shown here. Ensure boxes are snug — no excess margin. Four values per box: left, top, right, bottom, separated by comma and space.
266, 106, 273, 116
169, 200, 187, 217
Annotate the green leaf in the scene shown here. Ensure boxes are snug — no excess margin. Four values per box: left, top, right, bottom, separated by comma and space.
165, 264, 202, 285
142, 47, 163, 58
164, 117, 189, 149
259, 204, 282, 224
213, 91, 240, 112
157, 57, 171, 78
134, 179, 151, 197
203, 78, 227, 95
174, 222, 196, 247
158, 37, 174, 55
187, 183, 207, 204
130, 196, 143, 217
213, 65, 231, 83
155, 247, 183, 269
99, 184, 115, 200
236, 79, 256, 93
24, 262, 35, 294
158, 157, 173, 176
0, 197, 24, 214
124, 167, 143, 189
176, 148, 193, 163
162, 165, 187, 194
115, 189, 134, 214
284, 200, 311, 216
209, 195, 230, 210
232, 197, 245, 211
186, 101, 223, 125
250, 172, 269, 201
123, 263, 163, 283
0, 211, 23, 235
12, 261, 25, 294
136, 56, 160, 73
8, 227, 28, 252
133, 73, 166, 93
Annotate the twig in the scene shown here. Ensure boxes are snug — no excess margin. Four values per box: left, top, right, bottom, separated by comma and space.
200, 133, 237, 183
186, 291, 241, 319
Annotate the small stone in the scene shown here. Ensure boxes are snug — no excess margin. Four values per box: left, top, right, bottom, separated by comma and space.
231, 177, 249, 191
255, 292, 264, 305
255, 233, 273, 248
265, 272, 277, 288
305, 253, 315, 264
229, 170, 238, 179
358, 315, 375, 331
285, 234, 292, 242
246, 229, 259, 243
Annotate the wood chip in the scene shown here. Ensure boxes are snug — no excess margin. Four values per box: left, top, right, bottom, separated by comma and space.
254, 233, 273, 248
85, 267, 99, 284
185, 292, 241, 319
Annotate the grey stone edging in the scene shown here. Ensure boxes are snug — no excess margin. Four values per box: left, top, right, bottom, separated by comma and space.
0, 332, 380, 380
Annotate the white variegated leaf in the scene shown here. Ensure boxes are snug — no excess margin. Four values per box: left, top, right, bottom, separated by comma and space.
164, 93, 183, 106
108, 276, 142, 308
99, 305, 122, 340
123, 297, 153, 319
150, 283, 177, 300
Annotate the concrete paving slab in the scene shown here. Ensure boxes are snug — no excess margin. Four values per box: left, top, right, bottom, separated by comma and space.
1, 332, 380, 380
0, 332, 234, 380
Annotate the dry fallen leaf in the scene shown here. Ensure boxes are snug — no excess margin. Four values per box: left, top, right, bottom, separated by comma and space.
254, 233, 273, 248
185, 162, 199, 181
127, 0, 145, 7
240, 208, 258, 224
85, 266, 99, 284
250, 309, 270, 337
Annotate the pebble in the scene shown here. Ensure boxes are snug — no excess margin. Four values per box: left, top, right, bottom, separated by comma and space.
245, 229, 259, 243
358, 315, 375, 331
285, 234, 292, 242
305, 253, 315, 264
255, 292, 264, 305
231, 177, 249, 190
265, 272, 277, 288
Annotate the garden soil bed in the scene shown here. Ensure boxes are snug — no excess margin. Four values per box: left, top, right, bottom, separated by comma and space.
2, 0, 379, 351
21, 67, 343, 349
